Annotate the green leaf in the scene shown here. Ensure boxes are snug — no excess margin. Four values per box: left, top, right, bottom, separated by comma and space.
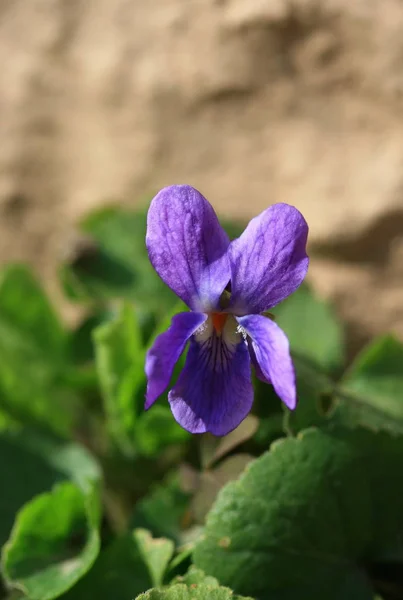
136, 583, 253, 600
201, 416, 258, 470
135, 406, 190, 457
134, 529, 174, 587
2, 481, 101, 600
132, 300, 190, 457
61, 531, 154, 600
93, 303, 144, 455
272, 284, 345, 374
193, 427, 403, 599
59, 207, 176, 312
283, 356, 335, 435
335, 336, 403, 434
0, 430, 101, 547
172, 566, 219, 587
131, 476, 190, 544
0, 266, 75, 436
0, 265, 65, 357
68, 309, 116, 365
191, 455, 253, 525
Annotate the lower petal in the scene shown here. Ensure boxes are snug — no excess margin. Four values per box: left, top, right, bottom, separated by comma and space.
168, 336, 253, 436
238, 314, 297, 410
248, 340, 271, 384
145, 311, 207, 409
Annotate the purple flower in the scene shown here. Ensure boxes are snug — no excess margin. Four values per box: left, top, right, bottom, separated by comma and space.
145, 185, 309, 436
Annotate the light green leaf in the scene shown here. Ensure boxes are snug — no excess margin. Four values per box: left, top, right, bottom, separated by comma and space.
135, 406, 190, 457
0, 265, 75, 436
2, 482, 101, 600
134, 529, 175, 587
272, 284, 345, 374
132, 300, 190, 457
335, 335, 403, 434
172, 566, 219, 587
194, 428, 403, 599
0, 430, 101, 548
93, 303, 144, 455
136, 583, 254, 600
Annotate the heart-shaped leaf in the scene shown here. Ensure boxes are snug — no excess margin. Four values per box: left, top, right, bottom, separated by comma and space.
194, 427, 403, 599
2, 482, 101, 600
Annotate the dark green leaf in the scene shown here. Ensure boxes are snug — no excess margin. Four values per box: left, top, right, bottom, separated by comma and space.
132, 476, 190, 544
59, 207, 176, 312
272, 284, 344, 374
194, 428, 403, 599
2, 482, 101, 600
283, 356, 335, 435
0, 431, 101, 548
61, 537, 149, 600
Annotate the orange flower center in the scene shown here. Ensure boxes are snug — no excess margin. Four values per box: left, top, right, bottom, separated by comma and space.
212, 312, 228, 334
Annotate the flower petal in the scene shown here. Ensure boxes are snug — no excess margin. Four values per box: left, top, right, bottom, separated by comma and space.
168, 336, 253, 436
145, 311, 207, 409
238, 314, 296, 409
146, 185, 230, 310
248, 340, 271, 384
229, 203, 309, 314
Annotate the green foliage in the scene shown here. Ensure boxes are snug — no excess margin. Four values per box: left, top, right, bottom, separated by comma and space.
131, 476, 191, 543
0, 430, 100, 548
0, 203, 403, 600
193, 427, 403, 599
172, 566, 220, 587
272, 283, 345, 374
93, 303, 144, 455
0, 266, 77, 436
2, 482, 100, 600
61, 530, 173, 600
336, 335, 403, 433
59, 207, 176, 312
135, 529, 175, 587
136, 583, 254, 600
93, 302, 189, 458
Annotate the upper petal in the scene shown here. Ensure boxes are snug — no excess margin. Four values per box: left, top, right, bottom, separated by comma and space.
238, 314, 297, 410
146, 185, 231, 310
229, 203, 309, 314
168, 335, 253, 436
145, 311, 207, 409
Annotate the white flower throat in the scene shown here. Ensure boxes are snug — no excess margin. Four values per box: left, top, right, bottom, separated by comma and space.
194, 313, 245, 346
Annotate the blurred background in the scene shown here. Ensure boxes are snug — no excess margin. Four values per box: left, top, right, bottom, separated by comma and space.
0, 0, 402, 353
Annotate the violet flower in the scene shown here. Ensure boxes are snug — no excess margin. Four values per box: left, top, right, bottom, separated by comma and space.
145, 185, 309, 436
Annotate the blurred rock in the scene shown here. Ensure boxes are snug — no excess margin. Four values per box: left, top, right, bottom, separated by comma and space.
0, 0, 402, 344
